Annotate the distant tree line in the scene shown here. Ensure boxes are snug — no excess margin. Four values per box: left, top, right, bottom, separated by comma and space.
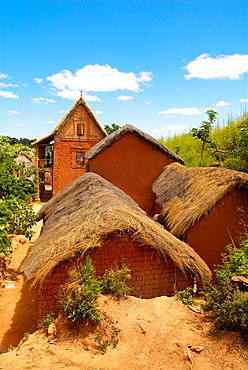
7, 137, 36, 147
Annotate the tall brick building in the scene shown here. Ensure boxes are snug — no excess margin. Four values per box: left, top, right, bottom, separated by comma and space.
33, 98, 106, 200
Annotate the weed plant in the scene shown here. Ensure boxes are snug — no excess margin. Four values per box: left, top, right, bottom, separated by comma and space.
177, 287, 196, 305
59, 256, 131, 324
203, 237, 248, 335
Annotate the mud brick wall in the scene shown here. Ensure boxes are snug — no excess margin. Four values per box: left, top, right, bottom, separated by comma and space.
36, 236, 192, 321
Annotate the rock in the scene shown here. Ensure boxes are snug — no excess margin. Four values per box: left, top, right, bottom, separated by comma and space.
190, 345, 204, 353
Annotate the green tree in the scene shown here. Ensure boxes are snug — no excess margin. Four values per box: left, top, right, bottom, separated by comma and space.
190, 110, 218, 160
104, 123, 121, 135
0, 136, 38, 255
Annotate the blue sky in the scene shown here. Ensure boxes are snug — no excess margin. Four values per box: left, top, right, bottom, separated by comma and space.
0, 0, 247, 140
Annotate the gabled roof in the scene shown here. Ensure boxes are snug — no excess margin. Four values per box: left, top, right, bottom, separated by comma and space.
85, 124, 185, 164
152, 163, 248, 238
20, 172, 210, 286
32, 98, 107, 145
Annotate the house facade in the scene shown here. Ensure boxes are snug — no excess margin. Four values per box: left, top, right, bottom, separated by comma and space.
33, 98, 106, 201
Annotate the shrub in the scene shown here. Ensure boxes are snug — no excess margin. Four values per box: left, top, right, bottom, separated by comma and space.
0, 198, 36, 255
203, 238, 248, 334
59, 256, 102, 323
100, 262, 131, 298
177, 287, 196, 305
59, 257, 131, 323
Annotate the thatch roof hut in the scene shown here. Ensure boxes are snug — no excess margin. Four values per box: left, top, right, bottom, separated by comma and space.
152, 163, 248, 270
21, 172, 210, 288
85, 124, 185, 164
85, 125, 185, 214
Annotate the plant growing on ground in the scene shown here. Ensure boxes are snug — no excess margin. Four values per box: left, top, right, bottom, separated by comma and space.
203, 237, 248, 335
59, 256, 102, 323
190, 110, 218, 161
100, 262, 131, 298
177, 287, 196, 305
37, 312, 56, 329
59, 257, 131, 323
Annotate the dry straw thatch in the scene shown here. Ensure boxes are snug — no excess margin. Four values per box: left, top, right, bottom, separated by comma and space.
85, 124, 185, 164
21, 173, 211, 286
153, 163, 248, 238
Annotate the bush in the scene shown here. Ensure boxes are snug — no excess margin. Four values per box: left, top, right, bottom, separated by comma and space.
59, 256, 102, 323
177, 287, 196, 305
59, 257, 131, 323
100, 262, 131, 298
203, 238, 248, 334
0, 198, 36, 255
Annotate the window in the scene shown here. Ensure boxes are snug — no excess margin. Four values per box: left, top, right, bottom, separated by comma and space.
77, 123, 84, 136
76, 151, 85, 166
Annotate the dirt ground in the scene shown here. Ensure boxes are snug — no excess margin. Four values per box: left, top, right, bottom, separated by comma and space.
0, 204, 248, 369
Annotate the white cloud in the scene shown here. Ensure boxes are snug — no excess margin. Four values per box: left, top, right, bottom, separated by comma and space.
21, 83, 28, 87
213, 100, 230, 107
47, 64, 152, 101
0, 73, 10, 79
31, 97, 55, 104
117, 95, 134, 101
158, 108, 201, 116
56, 110, 67, 113
94, 111, 103, 114
5, 110, 20, 114
184, 53, 248, 80
44, 121, 55, 124
16, 123, 27, 127
240, 98, 248, 103
0, 82, 19, 88
143, 100, 152, 104
56, 89, 100, 101
148, 124, 190, 138
0, 90, 19, 98
34, 78, 43, 84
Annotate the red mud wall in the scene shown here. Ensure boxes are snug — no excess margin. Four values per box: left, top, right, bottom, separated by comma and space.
187, 188, 248, 271
52, 104, 105, 195
36, 236, 191, 321
88, 132, 176, 214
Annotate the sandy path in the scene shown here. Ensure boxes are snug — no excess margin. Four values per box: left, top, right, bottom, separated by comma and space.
0, 203, 43, 351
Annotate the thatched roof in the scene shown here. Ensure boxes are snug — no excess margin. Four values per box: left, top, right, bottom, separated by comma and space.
32, 98, 107, 145
85, 124, 185, 164
21, 173, 210, 286
152, 163, 248, 238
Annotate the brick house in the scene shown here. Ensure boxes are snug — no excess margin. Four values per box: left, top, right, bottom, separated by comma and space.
85, 125, 185, 215
153, 163, 248, 271
33, 98, 106, 201
20, 173, 210, 321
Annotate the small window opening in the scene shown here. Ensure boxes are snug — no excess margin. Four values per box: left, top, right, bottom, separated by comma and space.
77, 123, 84, 136
76, 151, 85, 166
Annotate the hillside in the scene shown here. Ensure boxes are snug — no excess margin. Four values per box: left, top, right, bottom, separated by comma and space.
159, 114, 248, 172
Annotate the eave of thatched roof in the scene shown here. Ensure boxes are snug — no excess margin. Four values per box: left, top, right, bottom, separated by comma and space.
85, 124, 185, 164
21, 172, 210, 286
152, 163, 248, 238
32, 98, 107, 146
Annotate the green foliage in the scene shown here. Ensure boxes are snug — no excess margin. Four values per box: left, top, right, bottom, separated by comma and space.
100, 262, 131, 298
203, 237, 248, 334
104, 123, 121, 135
59, 256, 102, 323
59, 257, 131, 323
94, 320, 120, 354
37, 312, 56, 329
177, 287, 196, 305
190, 110, 218, 161
0, 136, 38, 255
159, 113, 248, 172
